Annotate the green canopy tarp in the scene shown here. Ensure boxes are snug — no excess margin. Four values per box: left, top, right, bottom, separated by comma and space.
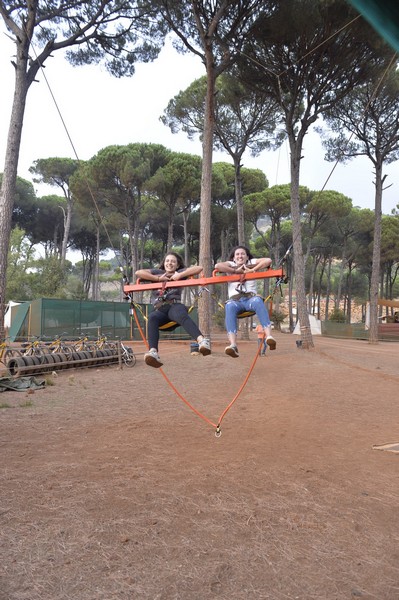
0, 376, 46, 392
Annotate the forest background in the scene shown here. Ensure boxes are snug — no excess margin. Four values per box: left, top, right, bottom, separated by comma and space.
1, 0, 399, 341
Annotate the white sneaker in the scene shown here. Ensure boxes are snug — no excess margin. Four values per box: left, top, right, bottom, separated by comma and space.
198, 338, 211, 356
225, 344, 239, 358
266, 336, 276, 350
144, 349, 163, 368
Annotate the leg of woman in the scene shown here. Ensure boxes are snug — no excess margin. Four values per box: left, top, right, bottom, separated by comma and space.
168, 303, 202, 339
225, 299, 245, 347
147, 308, 173, 350
245, 296, 276, 350
168, 303, 211, 356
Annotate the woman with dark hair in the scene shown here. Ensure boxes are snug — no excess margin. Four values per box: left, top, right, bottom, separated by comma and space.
215, 245, 276, 358
135, 252, 211, 368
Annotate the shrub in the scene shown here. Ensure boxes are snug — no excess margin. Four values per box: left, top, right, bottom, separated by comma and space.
271, 309, 287, 330
328, 308, 346, 323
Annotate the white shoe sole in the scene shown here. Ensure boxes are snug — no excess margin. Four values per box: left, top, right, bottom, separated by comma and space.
199, 346, 211, 356
225, 347, 239, 358
145, 355, 163, 368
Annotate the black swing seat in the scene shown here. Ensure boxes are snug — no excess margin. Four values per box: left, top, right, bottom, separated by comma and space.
237, 309, 256, 319
235, 300, 264, 319
158, 304, 196, 331
159, 322, 179, 331
133, 276, 198, 332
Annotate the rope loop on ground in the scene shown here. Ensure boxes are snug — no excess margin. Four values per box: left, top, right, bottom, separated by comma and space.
130, 300, 264, 434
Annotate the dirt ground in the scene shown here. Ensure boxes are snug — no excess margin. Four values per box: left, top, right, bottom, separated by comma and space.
1, 332, 399, 600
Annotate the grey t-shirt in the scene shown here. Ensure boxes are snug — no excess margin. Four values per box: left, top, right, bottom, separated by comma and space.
148, 268, 186, 305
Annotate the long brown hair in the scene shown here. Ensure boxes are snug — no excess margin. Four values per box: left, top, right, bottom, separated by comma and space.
159, 252, 185, 270
228, 245, 253, 262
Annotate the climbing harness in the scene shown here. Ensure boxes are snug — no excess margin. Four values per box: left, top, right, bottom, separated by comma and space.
129, 278, 209, 332
220, 272, 287, 320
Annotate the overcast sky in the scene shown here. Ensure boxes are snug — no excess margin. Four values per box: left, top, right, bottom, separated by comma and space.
1, 28, 398, 215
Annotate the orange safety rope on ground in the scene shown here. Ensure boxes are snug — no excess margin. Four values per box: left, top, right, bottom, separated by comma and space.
130, 302, 263, 436
215, 335, 265, 436
131, 303, 218, 429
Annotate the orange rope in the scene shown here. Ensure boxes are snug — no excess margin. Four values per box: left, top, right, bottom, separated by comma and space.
131, 303, 264, 435
159, 369, 218, 429
131, 304, 218, 428
215, 336, 263, 433
132, 302, 149, 349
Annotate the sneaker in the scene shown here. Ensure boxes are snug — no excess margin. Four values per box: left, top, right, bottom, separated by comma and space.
144, 349, 163, 368
198, 338, 211, 356
266, 336, 276, 350
225, 344, 239, 358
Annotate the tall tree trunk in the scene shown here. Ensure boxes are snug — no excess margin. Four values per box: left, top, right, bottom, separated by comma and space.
182, 209, 190, 306
346, 265, 353, 323
368, 165, 384, 344
234, 159, 245, 245
167, 203, 174, 250
288, 264, 295, 332
0, 44, 30, 337
0, 7, 46, 337
92, 226, 100, 301
240, 319, 250, 341
198, 55, 216, 338
183, 210, 190, 267
84, 258, 93, 298
317, 260, 326, 320
336, 240, 347, 311
132, 196, 141, 277
325, 257, 332, 320
60, 194, 73, 268
289, 135, 313, 348
307, 255, 316, 313
220, 229, 230, 262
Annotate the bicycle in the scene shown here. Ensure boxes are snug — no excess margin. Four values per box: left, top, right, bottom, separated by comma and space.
92, 334, 117, 352
46, 333, 73, 360
115, 338, 136, 367
72, 334, 96, 353
0, 337, 22, 365
20, 336, 46, 363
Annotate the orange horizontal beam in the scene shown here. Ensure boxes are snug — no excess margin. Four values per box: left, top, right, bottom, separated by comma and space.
124, 267, 284, 294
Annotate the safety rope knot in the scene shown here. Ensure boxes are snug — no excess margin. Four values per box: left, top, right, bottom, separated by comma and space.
157, 281, 169, 301
235, 273, 247, 294
197, 286, 210, 297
